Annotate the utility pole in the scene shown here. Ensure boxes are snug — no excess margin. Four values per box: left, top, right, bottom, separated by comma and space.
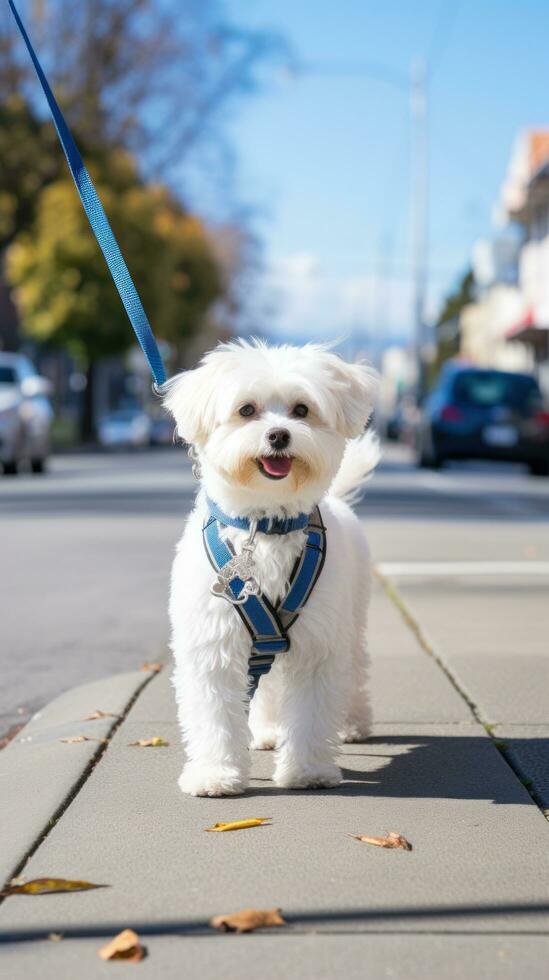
410, 57, 429, 402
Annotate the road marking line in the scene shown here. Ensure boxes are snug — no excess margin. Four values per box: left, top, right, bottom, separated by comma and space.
377, 561, 549, 577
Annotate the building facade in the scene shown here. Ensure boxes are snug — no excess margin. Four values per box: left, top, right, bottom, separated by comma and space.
500, 130, 549, 393
449, 131, 549, 396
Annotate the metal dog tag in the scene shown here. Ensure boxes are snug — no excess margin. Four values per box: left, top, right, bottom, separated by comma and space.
210, 521, 260, 605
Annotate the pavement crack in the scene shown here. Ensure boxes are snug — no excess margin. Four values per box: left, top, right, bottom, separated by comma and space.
0, 671, 158, 902
375, 569, 548, 821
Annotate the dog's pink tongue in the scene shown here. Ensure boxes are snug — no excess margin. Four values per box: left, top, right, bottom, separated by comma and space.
261, 455, 293, 477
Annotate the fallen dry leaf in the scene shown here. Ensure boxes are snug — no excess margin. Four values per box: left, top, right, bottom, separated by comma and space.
59, 735, 108, 744
205, 818, 271, 833
140, 662, 163, 673
0, 722, 24, 750
348, 831, 412, 851
210, 908, 286, 933
97, 929, 146, 962
0, 878, 108, 897
128, 736, 169, 748
83, 710, 119, 721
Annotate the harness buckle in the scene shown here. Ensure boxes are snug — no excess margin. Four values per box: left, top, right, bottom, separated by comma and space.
251, 634, 290, 655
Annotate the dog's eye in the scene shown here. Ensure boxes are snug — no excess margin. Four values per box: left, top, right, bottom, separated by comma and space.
239, 403, 256, 418
292, 403, 309, 419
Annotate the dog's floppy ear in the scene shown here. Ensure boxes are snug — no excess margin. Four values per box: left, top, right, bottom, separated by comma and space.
323, 355, 379, 439
161, 363, 219, 447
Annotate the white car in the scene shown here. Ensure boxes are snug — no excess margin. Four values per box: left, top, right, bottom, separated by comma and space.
97, 409, 152, 448
0, 353, 53, 475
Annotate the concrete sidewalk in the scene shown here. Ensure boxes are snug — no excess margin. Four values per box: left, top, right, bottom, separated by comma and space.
1, 576, 548, 979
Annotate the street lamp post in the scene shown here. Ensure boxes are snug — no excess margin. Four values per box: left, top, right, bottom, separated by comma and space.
410, 58, 429, 402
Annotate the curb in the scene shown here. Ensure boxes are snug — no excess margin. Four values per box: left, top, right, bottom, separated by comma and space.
0, 670, 155, 889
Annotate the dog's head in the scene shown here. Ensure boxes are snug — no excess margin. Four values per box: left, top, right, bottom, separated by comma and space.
163, 340, 377, 513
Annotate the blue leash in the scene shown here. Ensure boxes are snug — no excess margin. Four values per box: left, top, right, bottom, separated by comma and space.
7, 0, 167, 388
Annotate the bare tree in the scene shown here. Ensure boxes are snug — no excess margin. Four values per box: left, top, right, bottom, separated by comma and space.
0, 0, 287, 355
3, 0, 287, 178
0, 2, 27, 94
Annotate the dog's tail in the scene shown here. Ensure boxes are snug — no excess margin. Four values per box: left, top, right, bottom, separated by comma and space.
328, 430, 381, 506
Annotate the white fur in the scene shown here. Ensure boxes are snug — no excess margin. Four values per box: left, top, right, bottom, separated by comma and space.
328, 431, 381, 504
164, 339, 379, 797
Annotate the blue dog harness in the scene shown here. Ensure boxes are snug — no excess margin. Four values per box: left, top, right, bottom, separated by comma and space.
202, 503, 327, 693
206, 498, 311, 536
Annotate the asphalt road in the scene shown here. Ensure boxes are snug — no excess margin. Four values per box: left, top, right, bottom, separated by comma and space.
1, 444, 548, 739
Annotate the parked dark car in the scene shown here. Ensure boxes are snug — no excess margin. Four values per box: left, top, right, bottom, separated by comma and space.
416, 363, 549, 476
150, 415, 176, 446
97, 409, 152, 448
386, 404, 406, 442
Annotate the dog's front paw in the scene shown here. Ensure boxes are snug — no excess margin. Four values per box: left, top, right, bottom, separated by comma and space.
274, 763, 342, 790
340, 724, 371, 744
250, 727, 278, 751
178, 764, 247, 798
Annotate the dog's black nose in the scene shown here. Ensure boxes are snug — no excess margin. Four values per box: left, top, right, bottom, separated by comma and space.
267, 427, 291, 451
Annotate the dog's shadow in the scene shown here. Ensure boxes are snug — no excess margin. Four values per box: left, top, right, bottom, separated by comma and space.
244, 734, 539, 805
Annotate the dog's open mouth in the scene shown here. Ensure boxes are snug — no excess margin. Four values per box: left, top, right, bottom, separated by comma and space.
257, 455, 293, 480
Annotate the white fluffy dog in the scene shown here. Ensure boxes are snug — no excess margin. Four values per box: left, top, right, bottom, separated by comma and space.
163, 340, 379, 797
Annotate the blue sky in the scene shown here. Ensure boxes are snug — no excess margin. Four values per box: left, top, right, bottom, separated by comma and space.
219, 0, 549, 348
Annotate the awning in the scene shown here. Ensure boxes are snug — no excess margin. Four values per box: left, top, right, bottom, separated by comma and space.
506, 309, 549, 348
506, 308, 536, 339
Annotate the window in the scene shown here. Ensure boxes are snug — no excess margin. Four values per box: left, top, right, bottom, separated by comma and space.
452, 371, 541, 410
0, 366, 17, 384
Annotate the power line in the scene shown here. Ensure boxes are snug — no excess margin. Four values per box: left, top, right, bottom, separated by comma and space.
428, 0, 462, 76
295, 58, 408, 90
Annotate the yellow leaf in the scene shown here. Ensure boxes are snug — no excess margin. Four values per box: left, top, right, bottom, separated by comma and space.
128, 737, 169, 747
59, 735, 108, 744
97, 929, 146, 962
205, 818, 272, 832
348, 831, 412, 851
210, 907, 286, 933
0, 878, 108, 897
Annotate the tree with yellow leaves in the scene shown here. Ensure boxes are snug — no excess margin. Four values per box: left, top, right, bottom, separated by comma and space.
6, 150, 224, 436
